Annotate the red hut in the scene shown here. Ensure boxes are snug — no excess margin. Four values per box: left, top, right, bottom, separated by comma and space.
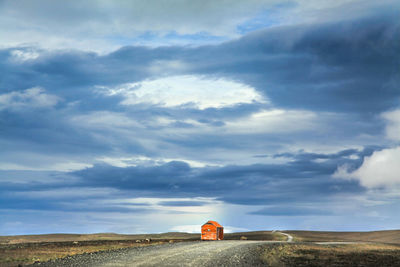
201, 220, 224, 240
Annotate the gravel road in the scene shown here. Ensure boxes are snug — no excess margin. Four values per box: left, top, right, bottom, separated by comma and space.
277, 232, 293, 242
29, 240, 279, 267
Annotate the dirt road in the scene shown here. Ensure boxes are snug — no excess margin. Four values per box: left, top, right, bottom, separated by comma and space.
31, 240, 280, 267
277, 232, 293, 242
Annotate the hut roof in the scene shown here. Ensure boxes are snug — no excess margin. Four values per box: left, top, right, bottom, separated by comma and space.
203, 220, 223, 228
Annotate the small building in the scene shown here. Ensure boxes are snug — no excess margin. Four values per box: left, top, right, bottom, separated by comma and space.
201, 220, 224, 240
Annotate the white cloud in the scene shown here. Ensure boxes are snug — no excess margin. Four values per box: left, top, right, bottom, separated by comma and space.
0, 0, 276, 51
108, 197, 223, 215
334, 147, 400, 188
101, 75, 266, 109
225, 109, 317, 133
382, 109, 400, 141
10, 49, 40, 62
0, 149, 92, 172
0, 0, 394, 51
0, 161, 92, 172
335, 109, 400, 188
0, 87, 60, 110
97, 155, 221, 168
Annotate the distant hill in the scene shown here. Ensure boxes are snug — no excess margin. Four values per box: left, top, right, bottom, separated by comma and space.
0, 232, 199, 244
2, 230, 400, 244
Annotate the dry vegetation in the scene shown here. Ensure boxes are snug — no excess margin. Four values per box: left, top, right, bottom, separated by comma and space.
0, 240, 173, 267
0, 232, 198, 245
224, 231, 286, 241
0, 233, 201, 267
0, 231, 282, 266
2, 230, 400, 266
261, 243, 400, 267
287, 230, 400, 244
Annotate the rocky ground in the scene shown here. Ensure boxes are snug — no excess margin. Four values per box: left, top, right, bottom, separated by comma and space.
27, 240, 274, 267
3, 230, 400, 266
261, 242, 400, 267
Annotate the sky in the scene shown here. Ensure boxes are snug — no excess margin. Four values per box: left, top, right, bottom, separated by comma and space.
0, 0, 400, 235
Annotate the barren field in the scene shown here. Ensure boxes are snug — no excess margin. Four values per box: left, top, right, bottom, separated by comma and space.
28, 240, 272, 267
2, 230, 400, 266
286, 230, 400, 243
261, 243, 400, 266
0, 231, 284, 266
0, 232, 198, 266
0, 232, 198, 245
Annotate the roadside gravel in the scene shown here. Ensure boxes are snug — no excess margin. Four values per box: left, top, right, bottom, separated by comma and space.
28, 240, 276, 267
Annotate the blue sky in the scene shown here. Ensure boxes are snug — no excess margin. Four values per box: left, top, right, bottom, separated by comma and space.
1, 0, 400, 235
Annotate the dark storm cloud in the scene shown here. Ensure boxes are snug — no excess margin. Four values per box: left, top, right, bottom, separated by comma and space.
274, 146, 384, 166
193, 13, 400, 113
71, 148, 366, 207
0, 147, 377, 217
0, 193, 148, 213
1, 12, 398, 114
0, 10, 398, 228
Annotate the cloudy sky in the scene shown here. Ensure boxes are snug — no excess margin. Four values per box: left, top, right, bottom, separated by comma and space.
1, 0, 400, 235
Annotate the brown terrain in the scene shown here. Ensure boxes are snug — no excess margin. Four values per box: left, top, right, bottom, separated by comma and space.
286, 230, 400, 244
0, 231, 284, 266
261, 242, 400, 267
0, 232, 197, 267
1, 230, 400, 266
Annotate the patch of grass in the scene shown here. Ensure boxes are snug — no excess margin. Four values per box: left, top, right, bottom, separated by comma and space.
261, 243, 400, 267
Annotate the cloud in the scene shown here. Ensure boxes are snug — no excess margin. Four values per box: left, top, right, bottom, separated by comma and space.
0, 148, 389, 234
1, 12, 398, 114
0, 12, 396, 175
72, 148, 365, 205
99, 75, 266, 109
0, 0, 397, 51
215, 13, 400, 113
333, 110, 400, 188
382, 109, 400, 141
334, 147, 400, 188
0, 0, 278, 51
0, 161, 92, 172
159, 201, 208, 207
70, 111, 143, 129
250, 206, 332, 216
0, 87, 60, 110
0, 5, 399, 234
224, 109, 316, 133
97, 156, 221, 168
10, 49, 40, 62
